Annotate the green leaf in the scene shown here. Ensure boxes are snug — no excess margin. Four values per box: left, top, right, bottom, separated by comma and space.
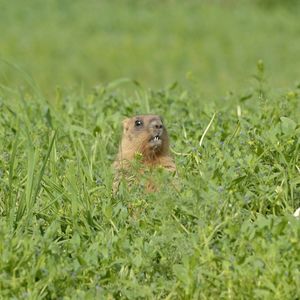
280, 117, 297, 136
173, 264, 189, 285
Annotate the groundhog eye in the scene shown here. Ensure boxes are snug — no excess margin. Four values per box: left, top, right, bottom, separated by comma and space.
135, 120, 143, 127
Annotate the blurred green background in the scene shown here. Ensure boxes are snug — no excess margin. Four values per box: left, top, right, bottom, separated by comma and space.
1, 0, 300, 98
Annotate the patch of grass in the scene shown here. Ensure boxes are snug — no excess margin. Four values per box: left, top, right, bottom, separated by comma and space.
1, 0, 300, 98
1, 0, 300, 298
0, 59, 299, 298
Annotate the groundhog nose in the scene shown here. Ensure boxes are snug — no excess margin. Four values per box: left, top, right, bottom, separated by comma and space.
150, 119, 163, 129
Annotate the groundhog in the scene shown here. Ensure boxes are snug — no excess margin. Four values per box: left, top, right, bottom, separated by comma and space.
113, 114, 176, 192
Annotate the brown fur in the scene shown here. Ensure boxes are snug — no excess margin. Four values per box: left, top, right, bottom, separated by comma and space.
113, 114, 176, 192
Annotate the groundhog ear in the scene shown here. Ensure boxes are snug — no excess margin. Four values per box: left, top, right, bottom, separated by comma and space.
122, 118, 130, 132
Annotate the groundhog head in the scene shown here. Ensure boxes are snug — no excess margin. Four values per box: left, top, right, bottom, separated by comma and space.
121, 114, 170, 159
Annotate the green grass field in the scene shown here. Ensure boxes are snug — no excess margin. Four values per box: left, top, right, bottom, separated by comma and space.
1, 0, 300, 299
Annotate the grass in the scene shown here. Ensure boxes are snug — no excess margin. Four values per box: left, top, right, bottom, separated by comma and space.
1, 0, 300, 98
0, 0, 300, 299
